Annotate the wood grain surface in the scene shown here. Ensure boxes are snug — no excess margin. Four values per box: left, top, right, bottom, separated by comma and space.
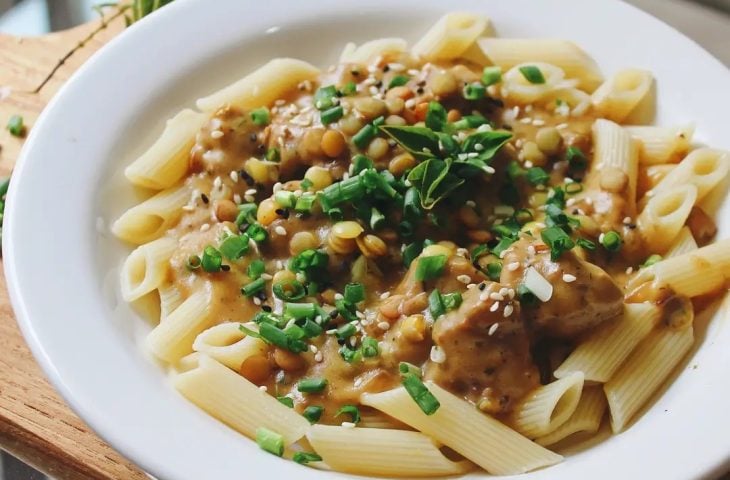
0, 8, 147, 480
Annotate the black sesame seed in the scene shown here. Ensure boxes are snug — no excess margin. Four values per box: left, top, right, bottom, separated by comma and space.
262, 305, 272, 312
351, 69, 360, 76
256, 291, 267, 301
201, 193, 209, 204
383, 65, 390, 72
275, 208, 290, 219
479, 283, 486, 291
375, 80, 383, 88
221, 264, 231, 271
416, 87, 424, 94
249, 133, 258, 142
240, 170, 255, 186
417, 80, 426, 87
329, 309, 339, 319
337, 338, 346, 345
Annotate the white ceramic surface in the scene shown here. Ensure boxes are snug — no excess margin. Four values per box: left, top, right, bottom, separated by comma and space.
4, 0, 730, 479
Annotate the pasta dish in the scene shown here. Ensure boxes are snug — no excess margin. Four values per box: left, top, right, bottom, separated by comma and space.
112, 12, 730, 476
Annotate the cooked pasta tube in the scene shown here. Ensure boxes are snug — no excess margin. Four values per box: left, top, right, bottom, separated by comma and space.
625, 124, 694, 165
555, 303, 660, 383
158, 281, 184, 320
112, 183, 190, 245
124, 109, 207, 189
591, 119, 640, 211
146, 288, 213, 363
340, 38, 408, 64
645, 148, 730, 204
664, 226, 698, 258
637, 184, 697, 254
192, 322, 267, 370
474, 38, 603, 91
411, 13, 490, 61
362, 382, 562, 475
536, 386, 607, 446
604, 325, 693, 433
306, 425, 474, 477
502, 62, 573, 104
638, 164, 675, 198
120, 237, 176, 302
196, 58, 320, 111
174, 354, 309, 445
511, 372, 584, 438
592, 69, 654, 122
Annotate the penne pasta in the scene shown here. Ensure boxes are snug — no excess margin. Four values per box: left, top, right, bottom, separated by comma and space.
173, 354, 309, 444
196, 58, 320, 111
511, 372, 584, 438
625, 124, 694, 165
591, 69, 654, 123
124, 109, 208, 190
502, 62, 573, 104
555, 303, 660, 383
340, 38, 408, 64
637, 184, 697, 254
362, 383, 562, 475
645, 148, 730, 204
158, 281, 184, 320
120, 237, 176, 302
638, 164, 675, 199
146, 288, 213, 363
604, 325, 693, 433
664, 226, 698, 258
536, 386, 607, 446
112, 183, 190, 245
591, 118, 640, 212
306, 425, 474, 477
192, 322, 267, 371
474, 38, 603, 91
411, 13, 490, 61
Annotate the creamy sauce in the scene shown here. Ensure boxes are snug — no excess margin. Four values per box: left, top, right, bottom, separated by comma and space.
160, 52, 712, 428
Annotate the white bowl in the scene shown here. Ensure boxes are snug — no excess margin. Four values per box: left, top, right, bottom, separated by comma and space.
4, 0, 730, 479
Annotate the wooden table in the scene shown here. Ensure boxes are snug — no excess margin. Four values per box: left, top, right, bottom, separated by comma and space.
0, 9, 147, 480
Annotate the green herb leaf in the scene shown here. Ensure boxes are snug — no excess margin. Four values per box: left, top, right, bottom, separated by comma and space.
379, 125, 440, 159
407, 158, 465, 209
425, 101, 448, 132
335, 405, 361, 424
388, 75, 410, 89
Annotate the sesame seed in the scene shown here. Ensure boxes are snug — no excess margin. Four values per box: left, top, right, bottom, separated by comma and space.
499, 249, 509, 259
210, 130, 224, 139
503, 305, 514, 317
259, 385, 268, 392
623, 216, 632, 224
182, 205, 195, 212
245, 188, 257, 196
233, 194, 242, 204
489, 292, 505, 301
520, 117, 533, 124
456, 248, 469, 257
274, 226, 287, 236
260, 273, 273, 281
507, 288, 515, 299
506, 262, 520, 272
355, 311, 365, 319
626, 266, 634, 275
341, 421, 356, 429
430, 346, 446, 363
200, 223, 210, 232
229, 170, 239, 182
378, 292, 391, 301
378, 321, 390, 331
334, 293, 344, 301
490, 301, 500, 312
556, 123, 569, 129
532, 119, 546, 126
599, 233, 605, 243
527, 245, 536, 256
499, 287, 510, 297
483, 166, 496, 174
457, 274, 472, 284
474, 143, 484, 151
479, 291, 490, 302
213, 176, 222, 189
523, 160, 534, 168
309, 344, 318, 353
466, 283, 477, 290
244, 194, 255, 203
253, 297, 262, 306
407, 68, 420, 75
388, 63, 406, 72
562, 273, 577, 283
349, 336, 357, 347
405, 98, 417, 109
369, 85, 379, 95
488, 323, 499, 335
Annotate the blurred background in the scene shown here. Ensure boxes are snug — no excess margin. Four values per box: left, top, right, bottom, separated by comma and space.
0, 0, 728, 479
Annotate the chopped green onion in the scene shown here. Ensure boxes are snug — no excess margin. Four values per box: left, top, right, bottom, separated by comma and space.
402, 241, 423, 267
352, 154, 374, 175
255, 427, 284, 456
239, 324, 261, 338
526, 167, 550, 186
335, 322, 357, 340
463, 82, 486, 100
302, 319, 323, 338
285, 302, 316, 319
265, 147, 280, 162
519, 65, 546, 84
388, 75, 409, 89
314, 85, 338, 110
452, 114, 488, 130
486, 261, 502, 281
401, 374, 440, 415
272, 280, 306, 301
399, 362, 422, 378
442, 292, 462, 311
201, 246, 223, 272
219, 234, 250, 260
236, 203, 258, 226
242, 277, 266, 297
372, 116, 385, 127
297, 378, 328, 393
425, 101, 447, 132
246, 223, 268, 243
577, 237, 597, 251
293, 452, 323, 464
250, 107, 270, 126
403, 187, 424, 222
353, 124, 378, 149
361, 337, 379, 357
336, 405, 361, 424
481, 66, 502, 86
415, 255, 448, 282
369, 207, 386, 230
344, 282, 365, 303
566, 146, 588, 170
258, 322, 307, 353
517, 283, 537, 305
565, 182, 583, 194
429, 289, 446, 319
300, 178, 314, 191
341, 81, 357, 96
247, 259, 265, 279
275, 190, 297, 209
277, 396, 294, 408
302, 405, 324, 424
491, 237, 516, 257
294, 194, 316, 213
339, 344, 362, 363
321, 105, 344, 125
6, 115, 24, 137
186, 255, 201, 271
642, 254, 662, 268
601, 231, 622, 252
541, 226, 575, 261
284, 324, 306, 341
